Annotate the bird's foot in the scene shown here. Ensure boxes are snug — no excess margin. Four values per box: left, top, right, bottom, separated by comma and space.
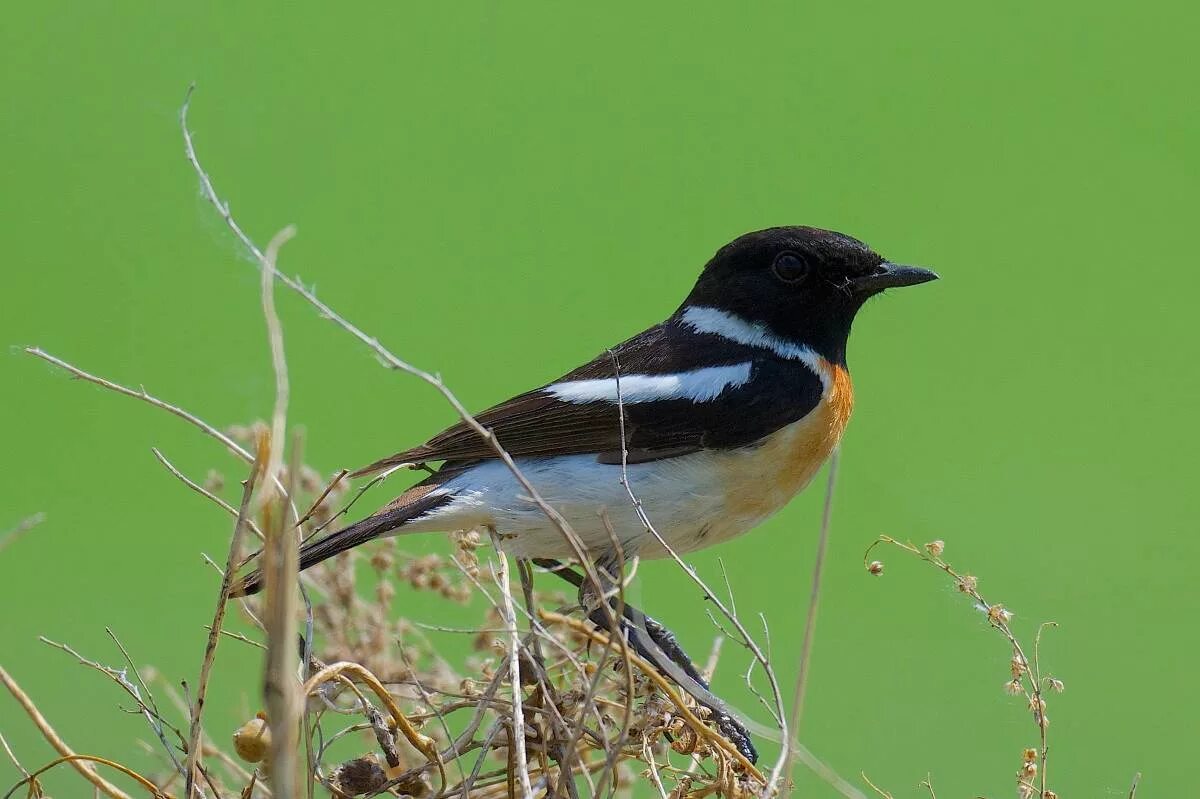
638, 613, 758, 765
531, 558, 759, 765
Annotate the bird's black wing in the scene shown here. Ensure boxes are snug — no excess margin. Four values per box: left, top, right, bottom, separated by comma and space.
351, 321, 825, 476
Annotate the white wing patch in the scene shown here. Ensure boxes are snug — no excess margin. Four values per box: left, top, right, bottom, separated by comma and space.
679, 306, 830, 390
545, 362, 753, 404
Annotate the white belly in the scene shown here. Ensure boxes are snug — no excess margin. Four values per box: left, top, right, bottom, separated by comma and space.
402, 454, 717, 559
401, 427, 833, 560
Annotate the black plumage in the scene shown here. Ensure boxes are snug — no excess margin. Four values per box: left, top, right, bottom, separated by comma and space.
351, 319, 826, 474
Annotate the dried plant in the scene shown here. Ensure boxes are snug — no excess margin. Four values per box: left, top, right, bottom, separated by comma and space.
859, 537, 1139, 799
1, 87, 1142, 799
3, 86, 788, 799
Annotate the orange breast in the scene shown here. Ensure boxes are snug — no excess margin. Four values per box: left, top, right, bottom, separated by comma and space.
722, 360, 854, 528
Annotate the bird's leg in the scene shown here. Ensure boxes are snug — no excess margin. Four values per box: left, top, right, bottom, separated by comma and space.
618, 606, 758, 765
531, 558, 758, 764
574, 550, 624, 617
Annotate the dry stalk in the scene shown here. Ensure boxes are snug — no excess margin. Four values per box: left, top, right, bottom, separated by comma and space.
0, 732, 30, 781
862, 535, 1062, 799
38, 635, 186, 779
184, 450, 264, 797
257, 226, 296, 506
485, 527, 535, 799
301, 662, 441, 774
783, 448, 840, 780
3, 754, 170, 799
0, 665, 138, 799
260, 431, 304, 797
8, 84, 1125, 799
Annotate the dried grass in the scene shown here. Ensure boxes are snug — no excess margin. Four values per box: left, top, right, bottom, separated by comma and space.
1, 86, 1142, 799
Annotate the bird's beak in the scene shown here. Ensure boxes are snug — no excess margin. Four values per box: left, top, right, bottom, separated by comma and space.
851, 262, 939, 295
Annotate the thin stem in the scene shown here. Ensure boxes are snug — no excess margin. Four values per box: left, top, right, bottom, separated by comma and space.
184, 452, 263, 797
0, 666, 138, 799
782, 448, 840, 781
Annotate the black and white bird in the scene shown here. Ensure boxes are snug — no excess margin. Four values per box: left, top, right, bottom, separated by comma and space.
234, 225, 937, 761
238, 226, 935, 591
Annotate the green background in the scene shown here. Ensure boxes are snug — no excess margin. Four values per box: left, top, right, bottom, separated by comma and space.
2, 3, 1196, 796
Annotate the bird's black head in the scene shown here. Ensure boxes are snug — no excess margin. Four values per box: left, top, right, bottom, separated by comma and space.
678, 226, 937, 365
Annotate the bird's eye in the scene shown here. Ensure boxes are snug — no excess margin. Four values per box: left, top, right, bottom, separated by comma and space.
771, 251, 810, 284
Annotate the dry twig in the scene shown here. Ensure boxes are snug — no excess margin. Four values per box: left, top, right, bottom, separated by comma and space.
783, 448, 840, 782
485, 528, 535, 799
0, 665, 138, 799
184, 448, 264, 797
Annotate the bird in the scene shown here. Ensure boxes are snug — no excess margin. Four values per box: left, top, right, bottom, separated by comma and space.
233, 225, 937, 761
236, 225, 935, 591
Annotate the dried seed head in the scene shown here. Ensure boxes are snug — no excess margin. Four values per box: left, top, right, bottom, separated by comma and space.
924, 539, 945, 557
558, 689, 584, 713
987, 604, 1014, 625
456, 529, 483, 549
1043, 791, 1058, 799
668, 776, 695, 799
444, 583, 473, 604
332, 756, 387, 796
232, 716, 271, 763
667, 718, 699, 754
1047, 677, 1065, 693
956, 574, 978, 593
1023, 747, 1038, 763
203, 469, 225, 493
1011, 654, 1028, 678
390, 771, 431, 797
1004, 679, 1024, 696
370, 549, 394, 572
867, 560, 885, 576
1029, 695, 1049, 727
471, 629, 492, 652
1021, 761, 1038, 778
226, 424, 254, 442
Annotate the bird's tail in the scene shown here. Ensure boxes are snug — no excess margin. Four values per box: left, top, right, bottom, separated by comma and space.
231, 489, 452, 596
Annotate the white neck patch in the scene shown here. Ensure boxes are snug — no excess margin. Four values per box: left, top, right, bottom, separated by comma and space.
546, 362, 753, 405
679, 306, 830, 390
